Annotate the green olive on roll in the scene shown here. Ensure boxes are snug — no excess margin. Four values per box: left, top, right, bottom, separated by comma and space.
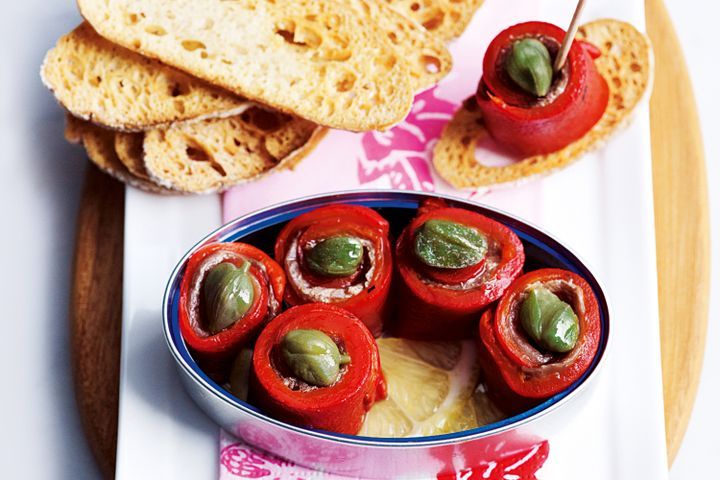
519, 286, 579, 353
413, 219, 488, 269
203, 261, 256, 335
305, 236, 364, 277
280, 329, 352, 387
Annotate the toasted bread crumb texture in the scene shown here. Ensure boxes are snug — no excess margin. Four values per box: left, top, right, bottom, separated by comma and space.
144, 107, 321, 193
78, 0, 414, 131
433, 19, 652, 189
383, 0, 485, 41
42, 23, 249, 131
274, 124, 328, 172
346, 0, 451, 91
115, 132, 150, 180
65, 116, 175, 194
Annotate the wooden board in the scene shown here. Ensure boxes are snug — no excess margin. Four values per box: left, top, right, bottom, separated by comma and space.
70, 164, 124, 479
69, 2, 710, 477
646, 0, 711, 465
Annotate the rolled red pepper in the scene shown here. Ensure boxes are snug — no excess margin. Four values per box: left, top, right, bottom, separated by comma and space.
250, 303, 386, 434
393, 200, 524, 340
477, 268, 601, 413
274, 204, 392, 337
179, 243, 285, 376
476, 21, 609, 156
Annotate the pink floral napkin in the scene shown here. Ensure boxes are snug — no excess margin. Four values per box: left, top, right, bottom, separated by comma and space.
218, 430, 549, 480
219, 2, 547, 479
218, 430, 351, 479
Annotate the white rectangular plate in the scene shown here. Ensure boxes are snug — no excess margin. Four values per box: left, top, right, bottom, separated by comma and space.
117, 1, 667, 478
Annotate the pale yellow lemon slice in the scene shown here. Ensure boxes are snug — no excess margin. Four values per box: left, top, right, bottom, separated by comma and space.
359, 338, 505, 437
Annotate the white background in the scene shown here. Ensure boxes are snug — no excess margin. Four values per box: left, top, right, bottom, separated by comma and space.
0, 0, 715, 478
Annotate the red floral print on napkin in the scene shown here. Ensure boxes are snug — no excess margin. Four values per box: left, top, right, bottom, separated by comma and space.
436, 438, 550, 480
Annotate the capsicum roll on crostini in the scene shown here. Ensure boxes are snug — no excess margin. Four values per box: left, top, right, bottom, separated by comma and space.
179, 243, 286, 378
274, 204, 393, 337
250, 303, 386, 435
393, 199, 524, 340
477, 268, 601, 414
476, 21, 609, 156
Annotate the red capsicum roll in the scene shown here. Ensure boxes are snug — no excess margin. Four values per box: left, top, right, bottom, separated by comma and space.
393, 200, 524, 340
250, 303, 386, 434
179, 243, 285, 377
477, 268, 601, 413
274, 204, 392, 337
476, 21, 609, 156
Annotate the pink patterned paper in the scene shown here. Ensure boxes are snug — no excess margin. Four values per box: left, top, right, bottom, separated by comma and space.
356, 88, 455, 191
219, 430, 351, 480
219, 1, 548, 478
219, 430, 550, 480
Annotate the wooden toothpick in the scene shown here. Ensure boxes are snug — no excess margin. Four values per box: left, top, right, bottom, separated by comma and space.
554, 0, 587, 72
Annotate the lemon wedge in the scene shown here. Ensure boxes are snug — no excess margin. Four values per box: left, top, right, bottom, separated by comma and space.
359, 338, 505, 437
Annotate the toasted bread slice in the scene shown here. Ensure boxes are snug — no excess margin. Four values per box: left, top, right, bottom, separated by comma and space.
383, 0, 486, 41
144, 107, 326, 194
78, 0, 414, 131
43, 23, 250, 132
114, 132, 150, 180
433, 19, 652, 189
345, 0, 451, 91
65, 116, 174, 194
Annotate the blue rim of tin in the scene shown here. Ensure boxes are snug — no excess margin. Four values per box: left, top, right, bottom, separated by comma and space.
163, 190, 611, 447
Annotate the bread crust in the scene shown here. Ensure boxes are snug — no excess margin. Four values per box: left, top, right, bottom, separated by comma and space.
77, 0, 417, 131
143, 107, 324, 194
67, 107, 325, 195
42, 23, 250, 132
383, 0, 486, 41
65, 115, 176, 194
347, 0, 452, 91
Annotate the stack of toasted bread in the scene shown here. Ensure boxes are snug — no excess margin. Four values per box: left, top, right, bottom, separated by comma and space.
42, 0, 484, 194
